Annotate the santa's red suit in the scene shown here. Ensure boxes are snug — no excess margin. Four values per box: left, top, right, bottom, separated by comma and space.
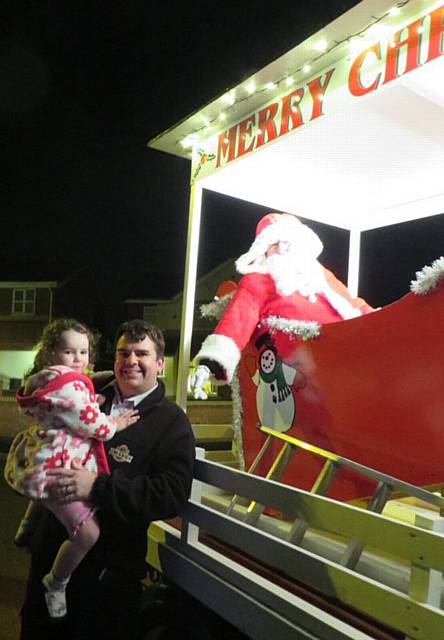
194, 213, 373, 382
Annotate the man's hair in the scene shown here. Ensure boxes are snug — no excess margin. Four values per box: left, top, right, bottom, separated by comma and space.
115, 319, 165, 359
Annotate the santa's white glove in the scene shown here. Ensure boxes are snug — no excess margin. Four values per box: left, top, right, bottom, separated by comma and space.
189, 365, 212, 400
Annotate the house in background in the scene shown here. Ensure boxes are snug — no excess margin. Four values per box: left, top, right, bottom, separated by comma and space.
0, 265, 108, 393
0, 280, 57, 391
0, 259, 240, 396
0, 267, 112, 445
123, 258, 239, 397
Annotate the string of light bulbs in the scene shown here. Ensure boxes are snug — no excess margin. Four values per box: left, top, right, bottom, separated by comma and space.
179, 0, 413, 150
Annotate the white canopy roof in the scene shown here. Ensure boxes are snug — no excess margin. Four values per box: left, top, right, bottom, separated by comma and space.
200, 69, 444, 231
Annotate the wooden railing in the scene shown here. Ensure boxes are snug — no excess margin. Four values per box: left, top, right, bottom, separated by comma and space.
147, 444, 444, 640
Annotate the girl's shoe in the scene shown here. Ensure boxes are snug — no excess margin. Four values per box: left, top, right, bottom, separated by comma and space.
42, 573, 68, 620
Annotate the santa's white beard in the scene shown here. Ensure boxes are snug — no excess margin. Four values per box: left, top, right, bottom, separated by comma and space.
262, 250, 325, 299
237, 244, 362, 319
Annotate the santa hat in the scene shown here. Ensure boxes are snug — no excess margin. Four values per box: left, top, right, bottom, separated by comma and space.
235, 212, 361, 320
235, 213, 323, 275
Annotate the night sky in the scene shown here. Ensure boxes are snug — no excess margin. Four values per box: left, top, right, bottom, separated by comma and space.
3, 0, 444, 330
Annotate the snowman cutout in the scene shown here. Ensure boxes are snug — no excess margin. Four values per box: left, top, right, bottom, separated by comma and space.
252, 334, 301, 433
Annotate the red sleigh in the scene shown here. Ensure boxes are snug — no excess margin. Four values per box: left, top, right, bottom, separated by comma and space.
210, 263, 444, 502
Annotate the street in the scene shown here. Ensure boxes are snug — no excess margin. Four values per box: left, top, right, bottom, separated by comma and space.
0, 453, 29, 640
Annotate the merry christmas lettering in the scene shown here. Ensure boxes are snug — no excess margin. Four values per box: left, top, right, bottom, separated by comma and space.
216, 4, 444, 170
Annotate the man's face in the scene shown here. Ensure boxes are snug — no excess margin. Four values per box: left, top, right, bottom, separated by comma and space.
114, 334, 164, 398
266, 240, 291, 258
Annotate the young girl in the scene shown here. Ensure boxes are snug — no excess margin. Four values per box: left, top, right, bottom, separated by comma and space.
4, 318, 139, 620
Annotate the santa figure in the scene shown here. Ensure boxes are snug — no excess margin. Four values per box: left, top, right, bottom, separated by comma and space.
190, 213, 373, 407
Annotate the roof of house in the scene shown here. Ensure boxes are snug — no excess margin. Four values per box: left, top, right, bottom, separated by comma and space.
0, 262, 83, 285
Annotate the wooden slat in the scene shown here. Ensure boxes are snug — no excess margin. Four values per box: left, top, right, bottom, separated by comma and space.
183, 500, 444, 640
204, 451, 239, 467
260, 426, 444, 511
192, 424, 233, 442
194, 459, 444, 573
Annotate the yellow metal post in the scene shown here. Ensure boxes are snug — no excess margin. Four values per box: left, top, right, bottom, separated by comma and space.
176, 181, 203, 410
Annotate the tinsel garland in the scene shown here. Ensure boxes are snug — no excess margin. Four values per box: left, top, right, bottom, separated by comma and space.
230, 367, 245, 471
200, 292, 234, 321
263, 316, 321, 339
410, 257, 444, 295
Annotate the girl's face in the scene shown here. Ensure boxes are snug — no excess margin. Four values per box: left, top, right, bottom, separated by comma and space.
52, 329, 90, 373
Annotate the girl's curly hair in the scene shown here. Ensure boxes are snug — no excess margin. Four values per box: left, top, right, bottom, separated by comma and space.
27, 318, 100, 378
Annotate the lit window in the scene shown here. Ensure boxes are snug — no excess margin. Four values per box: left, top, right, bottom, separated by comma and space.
12, 289, 36, 315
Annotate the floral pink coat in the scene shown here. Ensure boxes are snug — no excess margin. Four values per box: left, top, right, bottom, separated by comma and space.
4, 365, 117, 500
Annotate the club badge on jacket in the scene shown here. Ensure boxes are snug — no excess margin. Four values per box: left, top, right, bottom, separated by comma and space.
109, 444, 133, 463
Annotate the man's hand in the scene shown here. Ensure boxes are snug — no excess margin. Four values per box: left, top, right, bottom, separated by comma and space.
189, 365, 211, 400
46, 462, 97, 504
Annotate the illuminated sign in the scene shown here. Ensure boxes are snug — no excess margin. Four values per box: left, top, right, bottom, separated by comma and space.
192, 4, 444, 181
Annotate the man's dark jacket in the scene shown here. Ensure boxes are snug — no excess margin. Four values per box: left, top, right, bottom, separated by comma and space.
29, 378, 195, 578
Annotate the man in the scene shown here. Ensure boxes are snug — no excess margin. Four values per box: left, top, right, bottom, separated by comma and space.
191, 212, 373, 397
20, 319, 195, 640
